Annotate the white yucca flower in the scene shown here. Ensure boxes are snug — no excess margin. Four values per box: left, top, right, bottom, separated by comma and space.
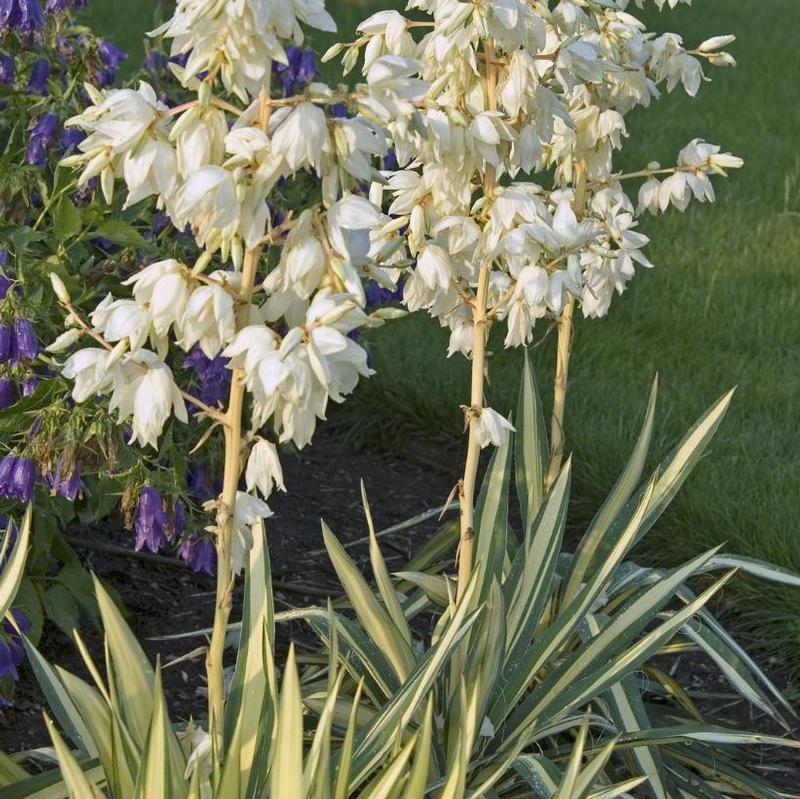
108, 351, 188, 449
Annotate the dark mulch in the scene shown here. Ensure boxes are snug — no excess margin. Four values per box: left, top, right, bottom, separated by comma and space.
0, 427, 459, 754
1, 428, 798, 786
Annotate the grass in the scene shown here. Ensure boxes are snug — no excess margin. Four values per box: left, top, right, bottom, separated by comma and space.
77, 0, 166, 74
89, 1, 800, 669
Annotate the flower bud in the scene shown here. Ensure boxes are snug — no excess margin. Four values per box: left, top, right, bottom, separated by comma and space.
321, 43, 344, 64
49, 272, 71, 304
193, 251, 214, 276
104, 339, 129, 370
198, 79, 212, 110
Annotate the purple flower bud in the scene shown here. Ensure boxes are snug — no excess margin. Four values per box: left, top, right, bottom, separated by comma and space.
152, 212, 170, 235
0, 326, 11, 363
170, 500, 186, 540
59, 127, 84, 154
178, 535, 216, 576
134, 486, 169, 553
142, 48, 166, 75
45, 0, 84, 11
74, 177, 96, 204
297, 50, 317, 84
365, 280, 404, 308
26, 414, 42, 438
0, 378, 14, 409
0, 274, 13, 300
0, 608, 31, 682
95, 40, 127, 87
59, 463, 81, 501
0, 55, 14, 84
12, 318, 39, 362
11, 457, 36, 501
26, 112, 59, 168
330, 103, 348, 119
0, 0, 45, 35
186, 463, 208, 498
26, 58, 50, 94
383, 148, 399, 172
168, 50, 190, 68
184, 346, 230, 408
273, 46, 318, 95
46, 458, 81, 501
21, 376, 36, 396
0, 516, 17, 571
91, 236, 118, 254
0, 454, 16, 497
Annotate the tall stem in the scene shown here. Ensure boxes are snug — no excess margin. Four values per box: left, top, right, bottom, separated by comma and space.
206, 85, 271, 756
456, 265, 491, 600
545, 295, 575, 489
545, 161, 587, 490
456, 40, 498, 602
206, 246, 260, 753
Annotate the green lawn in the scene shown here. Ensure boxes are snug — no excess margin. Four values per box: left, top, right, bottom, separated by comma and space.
88, 1, 800, 669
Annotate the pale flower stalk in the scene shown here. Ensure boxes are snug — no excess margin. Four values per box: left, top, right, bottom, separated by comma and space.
333, 0, 743, 593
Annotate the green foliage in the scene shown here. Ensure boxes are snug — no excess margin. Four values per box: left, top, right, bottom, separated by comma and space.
3, 364, 798, 797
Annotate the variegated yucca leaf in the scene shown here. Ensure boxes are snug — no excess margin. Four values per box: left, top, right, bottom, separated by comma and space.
305, 354, 800, 798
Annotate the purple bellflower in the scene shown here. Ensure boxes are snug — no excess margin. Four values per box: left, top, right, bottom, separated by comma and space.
26, 57, 49, 93
0, 55, 14, 83
0, 0, 45, 35
0, 609, 31, 683
273, 45, 318, 95
0, 378, 14, 409
46, 458, 81, 501
59, 127, 84, 154
26, 112, 58, 167
95, 39, 126, 86
178, 534, 216, 576
134, 486, 169, 553
184, 346, 230, 409
10, 318, 40, 362
0, 454, 37, 501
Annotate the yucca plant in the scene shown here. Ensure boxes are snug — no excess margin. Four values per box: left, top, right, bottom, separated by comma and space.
2, 360, 799, 797
0, 522, 456, 799
290, 355, 800, 798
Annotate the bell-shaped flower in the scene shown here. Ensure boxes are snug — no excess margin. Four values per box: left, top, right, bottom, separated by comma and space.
263, 211, 327, 315
123, 259, 192, 341
171, 106, 228, 180
173, 165, 269, 257
417, 243, 453, 291
223, 325, 286, 427
475, 408, 515, 449
180, 272, 238, 358
62, 347, 119, 402
231, 491, 273, 574
63, 82, 173, 205
90, 294, 151, 353
245, 439, 285, 499
109, 350, 188, 449
270, 102, 330, 174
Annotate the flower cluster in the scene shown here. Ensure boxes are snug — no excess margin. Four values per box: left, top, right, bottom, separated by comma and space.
332, 2, 742, 448
53, 0, 416, 580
